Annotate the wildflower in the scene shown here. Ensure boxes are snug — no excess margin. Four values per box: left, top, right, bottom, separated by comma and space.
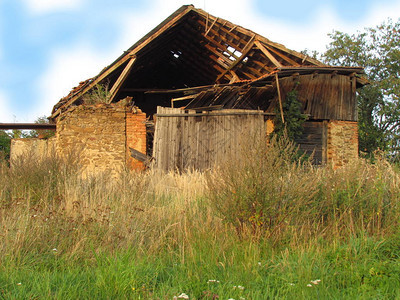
52, 248, 58, 252
208, 279, 220, 283
238, 286, 245, 290
177, 293, 189, 299
17, 283, 22, 286
289, 283, 295, 286
307, 284, 312, 287
258, 262, 262, 266
311, 279, 321, 285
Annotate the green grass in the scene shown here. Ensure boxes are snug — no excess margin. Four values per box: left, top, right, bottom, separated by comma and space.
1, 139, 400, 299
2, 237, 400, 299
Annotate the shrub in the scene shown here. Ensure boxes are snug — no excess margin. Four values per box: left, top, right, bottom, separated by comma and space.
206, 134, 400, 243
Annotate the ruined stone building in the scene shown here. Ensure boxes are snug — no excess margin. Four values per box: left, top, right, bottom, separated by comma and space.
11, 5, 366, 174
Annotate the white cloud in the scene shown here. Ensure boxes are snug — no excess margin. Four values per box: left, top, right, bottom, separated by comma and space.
0, 91, 14, 123
31, 0, 400, 120
22, 0, 84, 14
35, 41, 118, 118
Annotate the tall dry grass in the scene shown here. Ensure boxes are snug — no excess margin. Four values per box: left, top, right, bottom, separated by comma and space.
0, 154, 219, 263
1, 136, 400, 265
207, 136, 400, 245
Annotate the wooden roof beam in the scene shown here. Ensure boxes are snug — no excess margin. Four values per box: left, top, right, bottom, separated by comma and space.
197, 19, 248, 49
254, 41, 283, 68
193, 6, 325, 66
265, 45, 300, 66
169, 42, 217, 80
51, 5, 194, 118
216, 36, 255, 82
204, 44, 233, 65
108, 57, 136, 103
202, 35, 241, 60
204, 17, 218, 36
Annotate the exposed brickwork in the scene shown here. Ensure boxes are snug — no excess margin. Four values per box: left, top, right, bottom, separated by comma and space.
126, 108, 147, 170
327, 121, 358, 169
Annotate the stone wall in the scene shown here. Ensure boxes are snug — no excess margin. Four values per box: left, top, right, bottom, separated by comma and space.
56, 104, 146, 176
10, 137, 56, 163
327, 121, 358, 169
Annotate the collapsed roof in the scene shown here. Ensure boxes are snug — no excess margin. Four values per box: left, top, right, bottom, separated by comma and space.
51, 5, 366, 119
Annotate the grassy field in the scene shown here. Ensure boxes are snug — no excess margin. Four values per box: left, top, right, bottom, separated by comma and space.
1, 140, 400, 299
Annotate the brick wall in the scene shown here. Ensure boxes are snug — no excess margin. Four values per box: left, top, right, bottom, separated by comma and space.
126, 107, 146, 170
327, 121, 358, 169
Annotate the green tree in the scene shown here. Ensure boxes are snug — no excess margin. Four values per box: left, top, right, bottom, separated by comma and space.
0, 130, 11, 159
323, 19, 400, 157
28, 116, 55, 139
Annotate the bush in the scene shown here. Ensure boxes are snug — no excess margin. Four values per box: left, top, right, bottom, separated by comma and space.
207, 134, 400, 242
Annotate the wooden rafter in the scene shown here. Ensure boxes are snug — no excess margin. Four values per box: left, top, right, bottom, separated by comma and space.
204, 44, 233, 65
265, 45, 300, 66
201, 27, 244, 53
216, 36, 255, 82
204, 17, 218, 36
108, 57, 136, 103
195, 7, 325, 66
202, 36, 240, 60
51, 5, 194, 118
254, 41, 282, 68
197, 19, 249, 49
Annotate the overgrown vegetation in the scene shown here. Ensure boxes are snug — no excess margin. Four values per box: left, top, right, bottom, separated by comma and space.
82, 83, 111, 105
1, 137, 400, 299
324, 19, 400, 159
272, 88, 307, 141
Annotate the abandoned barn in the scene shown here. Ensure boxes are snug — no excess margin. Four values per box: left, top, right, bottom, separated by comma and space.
11, 5, 366, 174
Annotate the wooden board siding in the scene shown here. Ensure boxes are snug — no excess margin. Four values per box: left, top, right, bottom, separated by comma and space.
294, 121, 327, 165
268, 74, 357, 121
152, 107, 265, 171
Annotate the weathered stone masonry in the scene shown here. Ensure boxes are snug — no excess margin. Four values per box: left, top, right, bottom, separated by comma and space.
9, 104, 146, 175
327, 121, 358, 169
56, 104, 146, 176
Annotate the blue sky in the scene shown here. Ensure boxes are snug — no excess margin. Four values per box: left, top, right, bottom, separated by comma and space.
1, 0, 399, 123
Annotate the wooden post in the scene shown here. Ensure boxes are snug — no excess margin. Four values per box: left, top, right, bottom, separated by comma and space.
275, 72, 285, 124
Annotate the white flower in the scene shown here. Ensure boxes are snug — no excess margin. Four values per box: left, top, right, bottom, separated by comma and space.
17, 282, 22, 286
289, 283, 295, 286
177, 293, 189, 299
258, 262, 262, 266
52, 248, 58, 252
208, 279, 220, 283
311, 279, 321, 285
238, 285, 245, 290
307, 284, 313, 287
